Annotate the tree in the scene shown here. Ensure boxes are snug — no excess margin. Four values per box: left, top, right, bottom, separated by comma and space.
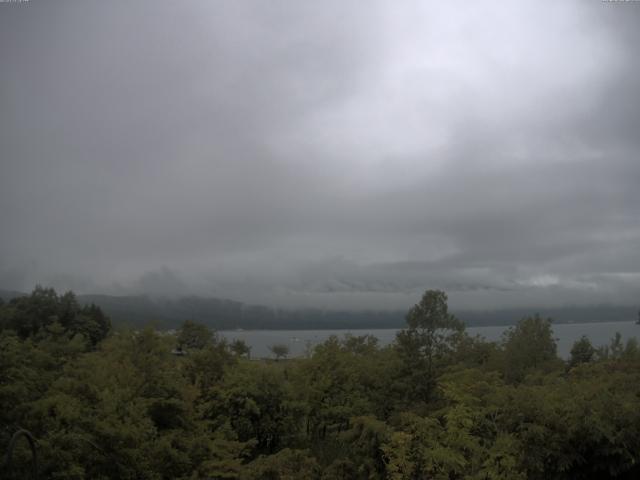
0, 287, 110, 347
569, 335, 595, 368
177, 319, 213, 350
502, 314, 559, 383
597, 333, 640, 362
207, 362, 300, 455
71, 303, 111, 346
269, 344, 289, 361
245, 448, 320, 479
230, 339, 251, 359
337, 416, 390, 478
293, 335, 394, 441
395, 290, 464, 402
600, 332, 625, 360
183, 342, 235, 395
2, 286, 60, 338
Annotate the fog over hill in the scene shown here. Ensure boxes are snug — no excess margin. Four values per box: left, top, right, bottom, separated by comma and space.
1, 289, 636, 330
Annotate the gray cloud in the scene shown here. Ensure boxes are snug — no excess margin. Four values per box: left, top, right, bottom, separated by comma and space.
1, 0, 639, 310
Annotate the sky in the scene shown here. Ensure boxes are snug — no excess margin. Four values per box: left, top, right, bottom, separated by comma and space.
1, 0, 639, 310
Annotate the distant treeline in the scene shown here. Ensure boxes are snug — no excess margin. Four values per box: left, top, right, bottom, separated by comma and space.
0, 289, 637, 329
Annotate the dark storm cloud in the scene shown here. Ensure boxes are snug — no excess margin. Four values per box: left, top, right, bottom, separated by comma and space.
1, 0, 639, 310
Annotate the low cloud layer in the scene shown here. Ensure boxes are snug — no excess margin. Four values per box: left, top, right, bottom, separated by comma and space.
1, 1, 639, 310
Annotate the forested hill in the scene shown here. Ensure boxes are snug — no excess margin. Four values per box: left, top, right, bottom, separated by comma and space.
1, 289, 637, 329
65, 293, 406, 330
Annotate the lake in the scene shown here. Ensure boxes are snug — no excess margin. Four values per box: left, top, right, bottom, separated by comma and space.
219, 321, 640, 359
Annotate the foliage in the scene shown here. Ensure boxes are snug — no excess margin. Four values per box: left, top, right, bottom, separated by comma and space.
502, 314, 561, 383
395, 290, 465, 403
2, 287, 640, 479
569, 335, 595, 367
0, 286, 110, 346
230, 339, 251, 358
177, 319, 214, 350
269, 344, 290, 361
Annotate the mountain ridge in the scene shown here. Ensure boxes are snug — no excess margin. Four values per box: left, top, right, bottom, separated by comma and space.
2, 289, 637, 330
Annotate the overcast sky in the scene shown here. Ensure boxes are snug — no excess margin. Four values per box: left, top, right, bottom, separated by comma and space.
1, 0, 639, 310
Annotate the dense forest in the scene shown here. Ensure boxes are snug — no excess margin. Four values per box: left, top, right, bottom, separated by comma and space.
2, 286, 640, 479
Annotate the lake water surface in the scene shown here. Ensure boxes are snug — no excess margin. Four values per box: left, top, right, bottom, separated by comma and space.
219, 321, 640, 359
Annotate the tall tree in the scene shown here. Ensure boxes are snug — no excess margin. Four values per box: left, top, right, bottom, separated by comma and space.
569, 335, 595, 368
395, 290, 464, 403
502, 314, 559, 383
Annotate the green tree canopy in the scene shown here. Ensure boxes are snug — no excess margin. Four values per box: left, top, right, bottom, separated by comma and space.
0, 286, 110, 347
502, 314, 560, 383
569, 335, 595, 367
176, 319, 213, 350
395, 289, 464, 402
